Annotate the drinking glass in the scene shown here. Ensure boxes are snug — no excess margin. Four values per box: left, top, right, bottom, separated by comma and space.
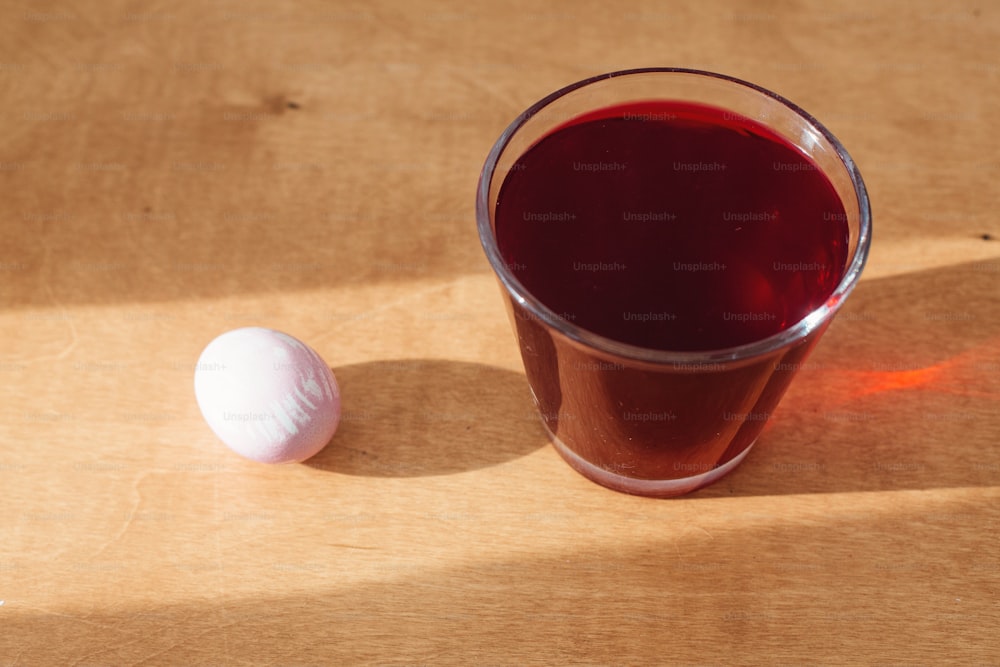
476, 68, 871, 497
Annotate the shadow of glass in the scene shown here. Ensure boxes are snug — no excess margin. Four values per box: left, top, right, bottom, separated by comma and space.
698, 258, 1000, 497
305, 359, 548, 476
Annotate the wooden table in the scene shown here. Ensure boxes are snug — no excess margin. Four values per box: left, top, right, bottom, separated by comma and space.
2, 1, 998, 664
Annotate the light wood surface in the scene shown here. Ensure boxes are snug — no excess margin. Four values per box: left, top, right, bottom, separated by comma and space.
2, 1, 999, 664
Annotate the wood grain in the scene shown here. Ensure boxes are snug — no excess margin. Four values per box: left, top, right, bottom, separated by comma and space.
2, 0, 999, 664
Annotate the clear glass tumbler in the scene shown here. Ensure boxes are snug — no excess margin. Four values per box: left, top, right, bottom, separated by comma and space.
477, 69, 871, 497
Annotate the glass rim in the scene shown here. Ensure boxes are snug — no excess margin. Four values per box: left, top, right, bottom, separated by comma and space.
476, 67, 872, 365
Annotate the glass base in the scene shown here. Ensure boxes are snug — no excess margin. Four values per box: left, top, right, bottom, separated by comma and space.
545, 423, 755, 498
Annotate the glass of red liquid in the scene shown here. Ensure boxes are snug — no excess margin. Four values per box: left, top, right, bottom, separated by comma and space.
476, 69, 871, 497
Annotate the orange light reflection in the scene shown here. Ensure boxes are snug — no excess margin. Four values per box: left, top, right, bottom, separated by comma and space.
819, 337, 1000, 405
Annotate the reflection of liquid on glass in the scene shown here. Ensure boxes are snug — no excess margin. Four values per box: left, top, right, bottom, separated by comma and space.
506, 292, 832, 485
823, 339, 1000, 404
511, 306, 562, 434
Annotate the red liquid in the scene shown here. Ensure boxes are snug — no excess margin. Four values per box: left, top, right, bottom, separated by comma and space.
492, 101, 850, 492
496, 101, 849, 351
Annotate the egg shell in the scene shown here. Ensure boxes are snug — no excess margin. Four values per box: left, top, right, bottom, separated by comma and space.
194, 327, 341, 463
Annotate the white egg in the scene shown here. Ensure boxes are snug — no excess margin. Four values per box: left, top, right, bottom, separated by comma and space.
194, 327, 341, 463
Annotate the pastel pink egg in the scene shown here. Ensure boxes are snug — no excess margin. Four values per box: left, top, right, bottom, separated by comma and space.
194, 327, 341, 463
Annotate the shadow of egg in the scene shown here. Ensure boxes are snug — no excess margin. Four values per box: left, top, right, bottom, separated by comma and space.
306, 359, 547, 477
